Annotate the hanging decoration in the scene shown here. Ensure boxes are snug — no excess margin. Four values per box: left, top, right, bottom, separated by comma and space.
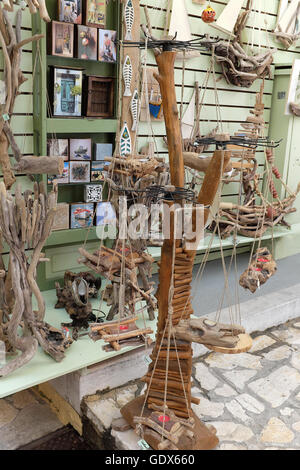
273, 0, 300, 49
124, 0, 134, 40
123, 55, 133, 97
207, 0, 275, 88
201, 4, 216, 24
130, 89, 139, 131
120, 121, 132, 156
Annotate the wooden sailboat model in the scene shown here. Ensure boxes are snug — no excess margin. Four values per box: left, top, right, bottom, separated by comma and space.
273, 0, 300, 49
165, 0, 199, 59
120, 37, 252, 451
209, 0, 244, 37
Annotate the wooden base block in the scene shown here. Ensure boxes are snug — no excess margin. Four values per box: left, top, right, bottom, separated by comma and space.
206, 334, 253, 355
121, 395, 219, 451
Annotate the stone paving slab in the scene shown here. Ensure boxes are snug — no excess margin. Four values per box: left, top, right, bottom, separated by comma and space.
83, 317, 300, 450
0, 389, 63, 450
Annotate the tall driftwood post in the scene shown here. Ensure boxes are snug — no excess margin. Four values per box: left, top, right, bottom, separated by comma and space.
121, 47, 232, 450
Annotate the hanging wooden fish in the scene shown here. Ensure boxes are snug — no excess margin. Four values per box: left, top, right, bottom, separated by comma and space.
130, 89, 139, 132
201, 5, 216, 23
123, 55, 132, 97
124, 0, 134, 41
120, 122, 132, 156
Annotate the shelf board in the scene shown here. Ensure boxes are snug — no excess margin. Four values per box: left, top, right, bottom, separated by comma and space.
46, 118, 118, 134
45, 226, 98, 247
0, 289, 157, 399
47, 54, 117, 73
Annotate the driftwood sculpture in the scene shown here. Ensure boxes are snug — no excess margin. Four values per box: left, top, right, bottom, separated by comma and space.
212, 82, 300, 239
121, 40, 252, 450
239, 247, 277, 294
0, 182, 72, 377
208, 0, 275, 88
55, 271, 102, 340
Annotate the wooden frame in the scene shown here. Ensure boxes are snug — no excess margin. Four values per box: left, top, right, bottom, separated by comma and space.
86, 76, 114, 118
85, 0, 106, 28
51, 21, 74, 58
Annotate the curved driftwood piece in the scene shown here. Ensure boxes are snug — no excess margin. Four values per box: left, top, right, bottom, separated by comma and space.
183, 152, 233, 174
173, 318, 245, 348
13, 156, 64, 175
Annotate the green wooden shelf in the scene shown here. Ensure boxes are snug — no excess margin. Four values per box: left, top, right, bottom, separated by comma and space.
45, 227, 99, 247
46, 118, 118, 134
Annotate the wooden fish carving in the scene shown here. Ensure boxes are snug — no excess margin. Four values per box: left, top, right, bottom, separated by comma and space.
124, 0, 134, 41
123, 55, 132, 97
130, 89, 139, 132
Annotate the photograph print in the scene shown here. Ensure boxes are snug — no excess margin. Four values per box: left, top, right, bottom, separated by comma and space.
70, 139, 92, 161
59, 0, 82, 24
86, 0, 106, 28
47, 138, 69, 161
98, 30, 117, 63
77, 25, 97, 60
52, 21, 74, 58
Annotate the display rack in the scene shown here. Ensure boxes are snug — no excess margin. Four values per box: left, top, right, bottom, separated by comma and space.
32, 0, 120, 291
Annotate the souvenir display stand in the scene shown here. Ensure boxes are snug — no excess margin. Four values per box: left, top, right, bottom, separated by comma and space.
1, 0, 300, 452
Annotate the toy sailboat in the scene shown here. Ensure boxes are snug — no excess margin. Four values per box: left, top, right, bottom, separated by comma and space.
273, 0, 300, 48
209, 0, 244, 37
166, 0, 199, 59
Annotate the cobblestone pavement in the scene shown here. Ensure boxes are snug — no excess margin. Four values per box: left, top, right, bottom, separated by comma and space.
191, 318, 300, 450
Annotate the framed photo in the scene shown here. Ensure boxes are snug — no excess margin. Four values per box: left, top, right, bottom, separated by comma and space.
70, 138, 92, 160
91, 161, 110, 181
98, 30, 117, 63
95, 143, 113, 161
84, 184, 103, 203
47, 139, 69, 161
285, 59, 300, 115
71, 203, 94, 229
59, 0, 82, 24
96, 202, 116, 226
70, 161, 91, 183
53, 67, 82, 117
51, 21, 74, 58
77, 25, 97, 60
85, 0, 106, 28
48, 162, 69, 185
